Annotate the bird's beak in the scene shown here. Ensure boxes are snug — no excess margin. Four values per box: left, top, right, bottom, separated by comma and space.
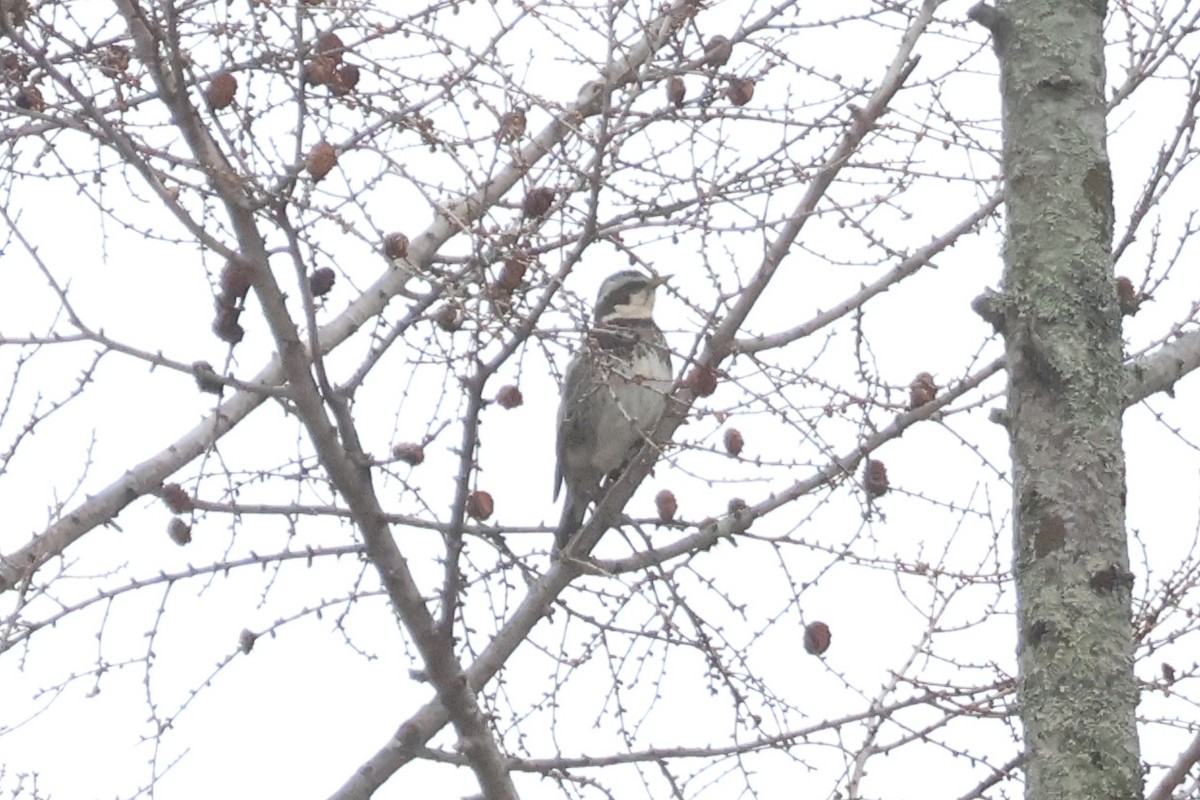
649, 274, 670, 288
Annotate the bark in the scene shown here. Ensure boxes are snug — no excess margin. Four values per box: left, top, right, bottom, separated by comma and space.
984, 1, 1142, 799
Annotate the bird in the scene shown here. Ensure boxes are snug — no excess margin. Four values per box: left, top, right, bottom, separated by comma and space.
553, 271, 673, 552
667, 76, 686, 108
496, 107, 527, 143
702, 35, 733, 68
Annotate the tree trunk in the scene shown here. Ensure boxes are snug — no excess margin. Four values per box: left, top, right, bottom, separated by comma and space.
983, 1, 1143, 798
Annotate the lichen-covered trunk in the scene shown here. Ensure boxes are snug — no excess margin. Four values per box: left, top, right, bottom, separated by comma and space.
993, 2, 1142, 799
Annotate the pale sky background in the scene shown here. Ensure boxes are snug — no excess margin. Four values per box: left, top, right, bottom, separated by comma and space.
3, 1, 1200, 799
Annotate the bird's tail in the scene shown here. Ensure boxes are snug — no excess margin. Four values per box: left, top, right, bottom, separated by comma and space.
554, 491, 588, 553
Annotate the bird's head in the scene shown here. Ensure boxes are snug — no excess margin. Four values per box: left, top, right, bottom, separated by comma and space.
593, 271, 668, 324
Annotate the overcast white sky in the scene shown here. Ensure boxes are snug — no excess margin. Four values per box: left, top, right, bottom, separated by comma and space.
3, 1, 1200, 798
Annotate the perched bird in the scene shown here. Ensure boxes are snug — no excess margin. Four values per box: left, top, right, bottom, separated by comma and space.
667, 75, 686, 108
554, 271, 673, 551
496, 106, 527, 143
702, 35, 733, 68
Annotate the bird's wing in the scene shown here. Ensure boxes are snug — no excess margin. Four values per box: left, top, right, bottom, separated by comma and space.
554, 351, 589, 500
